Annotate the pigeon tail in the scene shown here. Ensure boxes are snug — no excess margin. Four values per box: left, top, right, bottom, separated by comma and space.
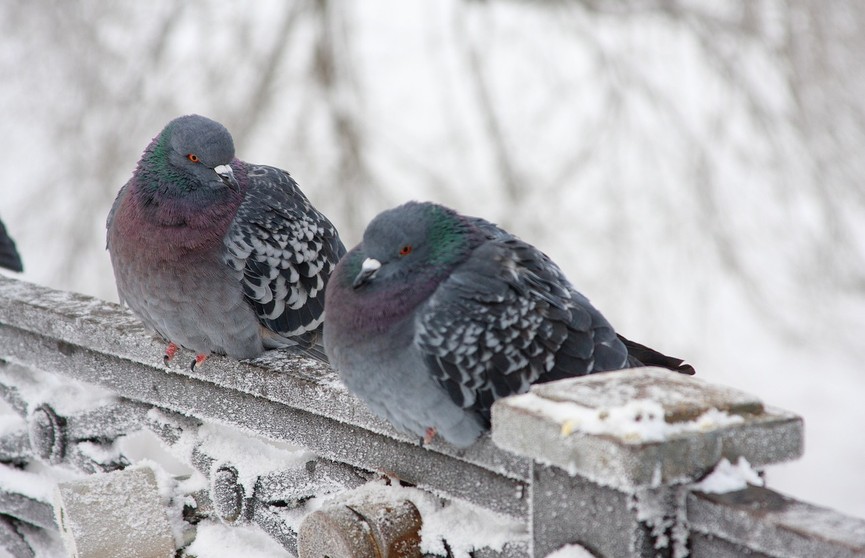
618, 334, 695, 375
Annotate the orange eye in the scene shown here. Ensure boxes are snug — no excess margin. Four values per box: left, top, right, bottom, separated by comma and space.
399, 244, 413, 256
187, 154, 200, 162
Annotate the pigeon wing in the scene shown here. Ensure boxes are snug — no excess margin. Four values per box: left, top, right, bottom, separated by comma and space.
415, 237, 622, 419
223, 165, 345, 344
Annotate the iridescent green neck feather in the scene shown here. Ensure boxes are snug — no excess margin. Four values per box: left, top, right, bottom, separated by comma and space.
136, 126, 197, 198
426, 205, 474, 267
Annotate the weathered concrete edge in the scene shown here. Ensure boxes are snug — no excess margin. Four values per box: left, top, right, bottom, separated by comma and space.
490, 393, 803, 490
688, 488, 865, 558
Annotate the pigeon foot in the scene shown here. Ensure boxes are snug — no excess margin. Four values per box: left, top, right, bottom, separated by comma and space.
190, 354, 208, 371
422, 427, 437, 446
163, 342, 179, 366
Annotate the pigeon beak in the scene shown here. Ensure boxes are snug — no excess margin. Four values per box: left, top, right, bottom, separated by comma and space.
215, 164, 239, 191
353, 258, 382, 288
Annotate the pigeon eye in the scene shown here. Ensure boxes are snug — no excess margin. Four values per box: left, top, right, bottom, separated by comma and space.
187, 154, 200, 163
399, 244, 413, 256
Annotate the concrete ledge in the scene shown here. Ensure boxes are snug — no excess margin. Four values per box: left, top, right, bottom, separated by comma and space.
491, 368, 803, 489
688, 487, 865, 558
690, 532, 772, 557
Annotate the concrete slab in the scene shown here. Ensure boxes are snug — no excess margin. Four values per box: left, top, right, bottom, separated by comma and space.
491, 368, 803, 489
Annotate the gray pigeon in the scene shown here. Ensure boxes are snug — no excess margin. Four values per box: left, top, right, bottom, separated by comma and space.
0, 218, 23, 272
107, 114, 345, 369
324, 201, 693, 448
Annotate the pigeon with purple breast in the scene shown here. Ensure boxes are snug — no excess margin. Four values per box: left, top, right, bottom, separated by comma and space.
107, 114, 345, 369
324, 201, 693, 448
0, 218, 23, 272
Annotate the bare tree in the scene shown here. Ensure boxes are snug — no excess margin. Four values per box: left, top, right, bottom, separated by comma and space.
2, 0, 864, 342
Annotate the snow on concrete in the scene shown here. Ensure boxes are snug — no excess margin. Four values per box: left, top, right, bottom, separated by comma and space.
186, 521, 293, 558
693, 457, 764, 494
0, 465, 55, 502
75, 440, 124, 466
506, 392, 744, 443
630, 484, 692, 558
116, 428, 194, 477
544, 543, 597, 558
0, 412, 24, 436
0, 453, 84, 504
0, 363, 117, 416
194, 422, 314, 496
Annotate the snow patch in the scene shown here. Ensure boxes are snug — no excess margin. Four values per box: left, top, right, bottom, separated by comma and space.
508, 393, 744, 442
0, 413, 25, 435
0, 465, 55, 502
76, 441, 123, 466
544, 543, 597, 558
116, 428, 194, 476
185, 521, 293, 558
693, 457, 764, 494
0, 364, 117, 416
0, 457, 85, 504
195, 422, 314, 496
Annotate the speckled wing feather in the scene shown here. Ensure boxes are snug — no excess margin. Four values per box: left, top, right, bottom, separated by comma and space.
223, 165, 345, 351
416, 236, 628, 420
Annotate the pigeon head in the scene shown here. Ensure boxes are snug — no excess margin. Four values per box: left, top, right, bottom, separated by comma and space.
350, 201, 480, 289
138, 114, 239, 198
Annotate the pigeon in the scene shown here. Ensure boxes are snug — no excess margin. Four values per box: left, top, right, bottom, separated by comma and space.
107, 114, 345, 369
0, 218, 23, 272
324, 201, 693, 448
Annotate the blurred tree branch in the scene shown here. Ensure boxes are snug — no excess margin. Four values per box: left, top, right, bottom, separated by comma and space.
2, 0, 864, 343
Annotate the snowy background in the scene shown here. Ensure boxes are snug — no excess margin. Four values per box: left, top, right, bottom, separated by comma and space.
1, 0, 863, 522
